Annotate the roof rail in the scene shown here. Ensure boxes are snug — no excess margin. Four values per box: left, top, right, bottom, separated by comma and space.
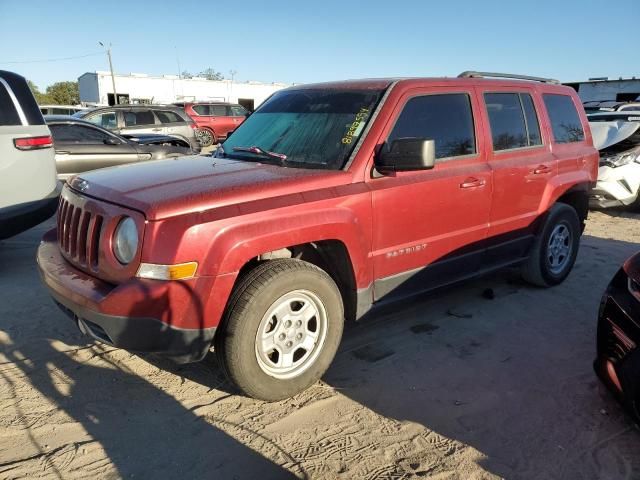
458, 71, 560, 84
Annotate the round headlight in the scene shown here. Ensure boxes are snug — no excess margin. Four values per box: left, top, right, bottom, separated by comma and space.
113, 217, 138, 264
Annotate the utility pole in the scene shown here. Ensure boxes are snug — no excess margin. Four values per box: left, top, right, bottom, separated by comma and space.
99, 42, 118, 105
229, 70, 237, 102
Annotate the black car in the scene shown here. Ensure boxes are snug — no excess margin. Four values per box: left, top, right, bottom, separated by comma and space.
46, 116, 194, 181
595, 251, 640, 422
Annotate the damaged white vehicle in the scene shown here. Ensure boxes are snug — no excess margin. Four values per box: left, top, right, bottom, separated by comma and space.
588, 112, 640, 210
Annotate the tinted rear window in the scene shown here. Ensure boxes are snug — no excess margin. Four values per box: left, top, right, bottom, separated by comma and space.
50, 124, 111, 143
192, 105, 209, 115
0, 82, 21, 126
485, 93, 542, 151
543, 94, 584, 143
124, 110, 155, 126
155, 110, 183, 123
4, 74, 45, 125
388, 93, 476, 159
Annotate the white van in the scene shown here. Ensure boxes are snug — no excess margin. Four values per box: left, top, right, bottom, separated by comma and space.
0, 71, 60, 239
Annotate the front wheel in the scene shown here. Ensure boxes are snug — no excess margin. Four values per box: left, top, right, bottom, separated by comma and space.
196, 128, 215, 147
521, 203, 581, 287
216, 259, 344, 401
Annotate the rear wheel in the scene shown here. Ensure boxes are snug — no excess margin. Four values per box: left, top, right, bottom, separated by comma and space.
521, 203, 581, 287
216, 259, 344, 401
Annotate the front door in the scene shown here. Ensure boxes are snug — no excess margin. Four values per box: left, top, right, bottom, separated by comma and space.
50, 124, 139, 179
368, 88, 492, 302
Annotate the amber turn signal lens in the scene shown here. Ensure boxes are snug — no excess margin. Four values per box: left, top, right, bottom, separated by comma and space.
136, 262, 198, 280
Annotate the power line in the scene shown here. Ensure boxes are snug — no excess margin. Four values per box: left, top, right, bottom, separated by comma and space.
0, 52, 104, 65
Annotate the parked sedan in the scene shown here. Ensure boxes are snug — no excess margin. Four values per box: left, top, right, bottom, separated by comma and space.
76, 105, 201, 152
46, 116, 193, 180
595, 252, 640, 423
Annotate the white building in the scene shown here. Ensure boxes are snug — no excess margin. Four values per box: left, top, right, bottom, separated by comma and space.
564, 77, 640, 103
78, 71, 292, 111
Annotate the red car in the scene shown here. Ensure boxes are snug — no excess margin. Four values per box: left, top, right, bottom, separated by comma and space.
178, 102, 249, 147
595, 252, 640, 422
38, 72, 598, 401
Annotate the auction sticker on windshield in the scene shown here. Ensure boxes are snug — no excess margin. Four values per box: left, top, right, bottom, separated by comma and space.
342, 107, 370, 144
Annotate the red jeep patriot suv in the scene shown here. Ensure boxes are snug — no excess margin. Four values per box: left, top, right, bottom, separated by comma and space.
38, 72, 598, 400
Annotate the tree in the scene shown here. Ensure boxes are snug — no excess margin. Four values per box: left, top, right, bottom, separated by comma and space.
181, 71, 193, 79
198, 68, 224, 81
27, 80, 50, 104
45, 81, 79, 105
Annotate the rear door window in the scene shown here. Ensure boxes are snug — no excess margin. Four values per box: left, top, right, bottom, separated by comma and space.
0, 82, 21, 126
155, 110, 183, 124
124, 110, 156, 127
484, 93, 542, 151
192, 105, 209, 115
543, 94, 585, 143
230, 105, 248, 117
387, 93, 476, 160
211, 105, 227, 116
87, 112, 117, 129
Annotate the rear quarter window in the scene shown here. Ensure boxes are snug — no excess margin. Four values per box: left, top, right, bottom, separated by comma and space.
543, 94, 584, 143
155, 110, 183, 124
0, 82, 21, 126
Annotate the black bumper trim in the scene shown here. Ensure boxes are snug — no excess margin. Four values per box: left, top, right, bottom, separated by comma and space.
0, 182, 62, 240
50, 288, 215, 364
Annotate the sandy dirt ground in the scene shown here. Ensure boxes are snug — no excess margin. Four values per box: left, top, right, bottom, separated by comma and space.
1, 210, 639, 480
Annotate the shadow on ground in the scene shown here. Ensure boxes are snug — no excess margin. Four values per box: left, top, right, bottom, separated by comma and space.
2, 219, 640, 479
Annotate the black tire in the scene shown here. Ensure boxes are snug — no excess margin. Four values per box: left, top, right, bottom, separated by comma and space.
215, 259, 344, 401
629, 189, 640, 212
521, 203, 581, 287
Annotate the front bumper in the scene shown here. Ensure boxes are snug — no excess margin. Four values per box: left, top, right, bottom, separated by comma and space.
589, 163, 640, 209
594, 267, 640, 421
37, 229, 216, 363
0, 181, 61, 240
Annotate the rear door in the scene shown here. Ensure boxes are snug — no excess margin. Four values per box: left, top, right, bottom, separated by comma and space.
154, 109, 193, 141
211, 104, 233, 138
50, 123, 139, 179
478, 87, 555, 250
368, 88, 492, 302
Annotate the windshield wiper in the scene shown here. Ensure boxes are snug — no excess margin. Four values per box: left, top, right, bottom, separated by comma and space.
232, 145, 288, 163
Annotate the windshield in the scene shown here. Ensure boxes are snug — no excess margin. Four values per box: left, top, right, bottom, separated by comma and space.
218, 87, 385, 169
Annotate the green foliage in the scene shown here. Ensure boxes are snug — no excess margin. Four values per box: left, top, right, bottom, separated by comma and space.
45, 81, 80, 105
198, 68, 224, 81
27, 80, 51, 104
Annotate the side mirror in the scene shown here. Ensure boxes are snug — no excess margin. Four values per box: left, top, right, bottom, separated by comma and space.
104, 137, 120, 145
375, 138, 436, 173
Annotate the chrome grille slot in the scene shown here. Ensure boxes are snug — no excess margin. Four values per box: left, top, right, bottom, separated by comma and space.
57, 192, 105, 272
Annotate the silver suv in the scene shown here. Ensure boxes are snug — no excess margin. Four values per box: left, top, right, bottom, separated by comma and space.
0, 70, 60, 240
78, 105, 201, 152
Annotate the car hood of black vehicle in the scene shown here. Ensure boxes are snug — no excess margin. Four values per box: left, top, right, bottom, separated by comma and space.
122, 133, 188, 146
68, 156, 350, 220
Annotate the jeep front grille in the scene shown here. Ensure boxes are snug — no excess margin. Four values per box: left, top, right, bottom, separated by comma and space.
57, 195, 103, 271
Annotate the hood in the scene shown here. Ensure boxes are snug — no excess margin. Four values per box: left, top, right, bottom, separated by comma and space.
70, 156, 350, 220
589, 120, 640, 150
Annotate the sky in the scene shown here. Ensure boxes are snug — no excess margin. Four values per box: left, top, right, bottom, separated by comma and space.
0, 0, 638, 90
